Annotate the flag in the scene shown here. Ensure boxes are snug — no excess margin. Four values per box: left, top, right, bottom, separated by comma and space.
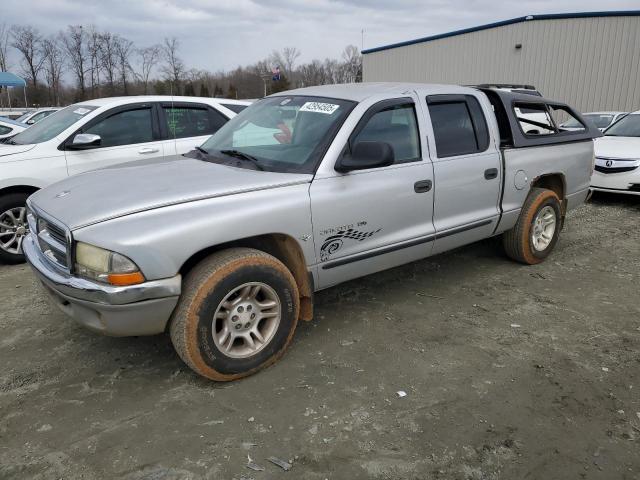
272, 66, 281, 81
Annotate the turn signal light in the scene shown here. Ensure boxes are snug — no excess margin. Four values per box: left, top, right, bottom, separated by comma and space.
107, 271, 145, 286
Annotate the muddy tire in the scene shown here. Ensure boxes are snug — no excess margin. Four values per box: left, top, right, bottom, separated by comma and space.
169, 248, 300, 381
0, 192, 30, 264
503, 188, 561, 265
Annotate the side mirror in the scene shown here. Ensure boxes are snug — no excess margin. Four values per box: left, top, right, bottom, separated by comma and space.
26, 119, 35, 125
70, 133, 101, 149
335, 141, 394, 173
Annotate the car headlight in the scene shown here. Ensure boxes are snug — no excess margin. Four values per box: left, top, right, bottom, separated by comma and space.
75, 242, 145, 286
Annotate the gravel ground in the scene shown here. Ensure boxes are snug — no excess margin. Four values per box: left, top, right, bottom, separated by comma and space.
1, 193, 639, 480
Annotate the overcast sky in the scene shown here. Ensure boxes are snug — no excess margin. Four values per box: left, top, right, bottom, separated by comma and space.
3, 0, 640, 72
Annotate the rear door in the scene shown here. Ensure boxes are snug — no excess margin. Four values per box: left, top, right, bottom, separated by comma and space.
159, 101, 229, 156
64, 102, 166, 176
423, 94, 502, 254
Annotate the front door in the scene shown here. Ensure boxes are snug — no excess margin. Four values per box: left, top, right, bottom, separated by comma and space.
65, 103, 165, 176
311, 97, 436, 289
423, 94, 502, 254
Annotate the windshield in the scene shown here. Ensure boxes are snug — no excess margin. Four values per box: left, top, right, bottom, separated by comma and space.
585, 114, 614, 129
604, 114, 640, 137
198, 96, 355, 173
8, 104, 97, 145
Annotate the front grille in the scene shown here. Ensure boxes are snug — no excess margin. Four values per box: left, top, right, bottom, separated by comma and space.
594, 165, 639, 174
27, 208, 70, 270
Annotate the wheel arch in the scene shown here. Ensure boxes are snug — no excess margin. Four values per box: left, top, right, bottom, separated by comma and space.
179, 233, 314, 322
530, 173, 567, 218
0, 185, 40, 198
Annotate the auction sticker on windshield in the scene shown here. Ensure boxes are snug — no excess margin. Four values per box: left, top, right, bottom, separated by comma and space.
299, 102, 340, 114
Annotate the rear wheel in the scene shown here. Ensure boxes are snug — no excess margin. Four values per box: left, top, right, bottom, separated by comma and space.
170, 248, 299, 381
503, 187, 561, 265
0, 193, 31, 264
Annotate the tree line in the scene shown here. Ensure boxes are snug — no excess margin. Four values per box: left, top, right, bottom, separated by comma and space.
0, 23, 362, 108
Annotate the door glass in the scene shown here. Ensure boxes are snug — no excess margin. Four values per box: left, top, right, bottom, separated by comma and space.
352, 104, 420, 163
0, 125, 12, 135
164, 106, 226, 139
85, 108, 153, 147
513, 104, 556, 136
428, 102, 479, 157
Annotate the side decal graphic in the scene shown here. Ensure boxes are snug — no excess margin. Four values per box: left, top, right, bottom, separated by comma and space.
320, 228, 381, 261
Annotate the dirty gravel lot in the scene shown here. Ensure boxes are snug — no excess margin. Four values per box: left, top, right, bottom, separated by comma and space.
1, 193, 639, 480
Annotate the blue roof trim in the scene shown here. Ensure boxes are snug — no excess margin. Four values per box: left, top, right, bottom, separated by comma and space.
0, 72, 27, 87
362, 10, 640, 54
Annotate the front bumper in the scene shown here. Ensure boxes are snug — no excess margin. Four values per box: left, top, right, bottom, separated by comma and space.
24, 234, 181, 336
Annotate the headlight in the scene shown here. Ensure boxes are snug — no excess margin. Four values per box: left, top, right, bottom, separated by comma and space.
75, 242, 145, 286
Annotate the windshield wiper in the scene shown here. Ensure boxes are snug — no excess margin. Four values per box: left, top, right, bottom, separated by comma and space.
219, 149, 264, 170
195, 146, 209, 154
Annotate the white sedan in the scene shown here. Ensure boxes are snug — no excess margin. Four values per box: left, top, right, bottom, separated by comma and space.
0, 118, 27, 141
0, 95, 250, 263
562, 111, 627, 131
591, 111, 640, 196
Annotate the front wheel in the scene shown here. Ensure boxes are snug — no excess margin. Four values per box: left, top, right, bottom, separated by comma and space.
0, 193, 31, 264
503, 187, 561, 265
170, 248, 300, 381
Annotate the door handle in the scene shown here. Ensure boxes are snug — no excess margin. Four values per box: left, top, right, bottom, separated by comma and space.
138, 147, 159, 154
484, 168, 498, 180
414, 179, 432, 193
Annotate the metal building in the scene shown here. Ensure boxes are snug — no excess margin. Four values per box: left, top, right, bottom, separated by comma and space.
362, 11, 640, 112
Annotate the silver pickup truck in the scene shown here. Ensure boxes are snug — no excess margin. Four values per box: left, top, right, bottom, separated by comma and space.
24, 83, 600, 381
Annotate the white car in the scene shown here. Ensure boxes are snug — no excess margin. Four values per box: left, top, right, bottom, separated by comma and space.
0, 118, 27, 140
0, 95, 250, 263
562, 111, 627, 132
591, 111, 640, 196
15, 108, 62, 125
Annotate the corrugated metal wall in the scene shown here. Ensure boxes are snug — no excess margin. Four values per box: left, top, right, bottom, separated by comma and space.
363, 16, 640, 112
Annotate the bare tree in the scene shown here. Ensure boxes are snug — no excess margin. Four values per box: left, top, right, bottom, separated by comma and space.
98, 32, 118, 94
0, 23, 10, 107
62, 25, 87, 99
0, 23, 10, 72
10, 25, 46, 88
341, 45, 362, 83
161, 37, 184, 92
42, 35, 64, 105
136, 44, 161, 94
298, 59, 327, 87
281, 47, 301, 74
86, 25, 102, 97
115, 36, 134, 94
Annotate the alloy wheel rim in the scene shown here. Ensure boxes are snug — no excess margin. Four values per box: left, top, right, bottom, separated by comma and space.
531, 205, 556, 252
212, 282, 281, 359
0, 207, 28, 255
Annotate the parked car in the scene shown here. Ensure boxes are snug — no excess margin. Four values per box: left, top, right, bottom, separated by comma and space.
0, 95, 250, 263
590, 110, 640, 195
561, 111, 627, 131
15, 108, 61, 125
0, 118, 27, 141
24, 83, 600, 381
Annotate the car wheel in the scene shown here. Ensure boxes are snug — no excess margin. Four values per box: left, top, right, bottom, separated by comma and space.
0, 193, 31, 264
503, 187, 561, 265
170, 247, 300, 381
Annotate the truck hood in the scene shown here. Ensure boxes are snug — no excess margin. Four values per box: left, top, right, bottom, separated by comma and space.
594, 136, 640, 159
0, 143, 37, 159
29, 156, 312, 230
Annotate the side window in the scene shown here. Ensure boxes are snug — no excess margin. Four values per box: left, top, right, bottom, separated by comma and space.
427, 96, 489, 157
30, 112, 47, 123
0, 125, 12, 135
352, 103, 420, 164
514, 103, 556, 136
84, 108, 154, 147
164, 106, 227, 139
550, 105, 586, 132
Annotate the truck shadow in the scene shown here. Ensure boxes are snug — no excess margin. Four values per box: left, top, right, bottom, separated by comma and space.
589, 191, 640, 209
